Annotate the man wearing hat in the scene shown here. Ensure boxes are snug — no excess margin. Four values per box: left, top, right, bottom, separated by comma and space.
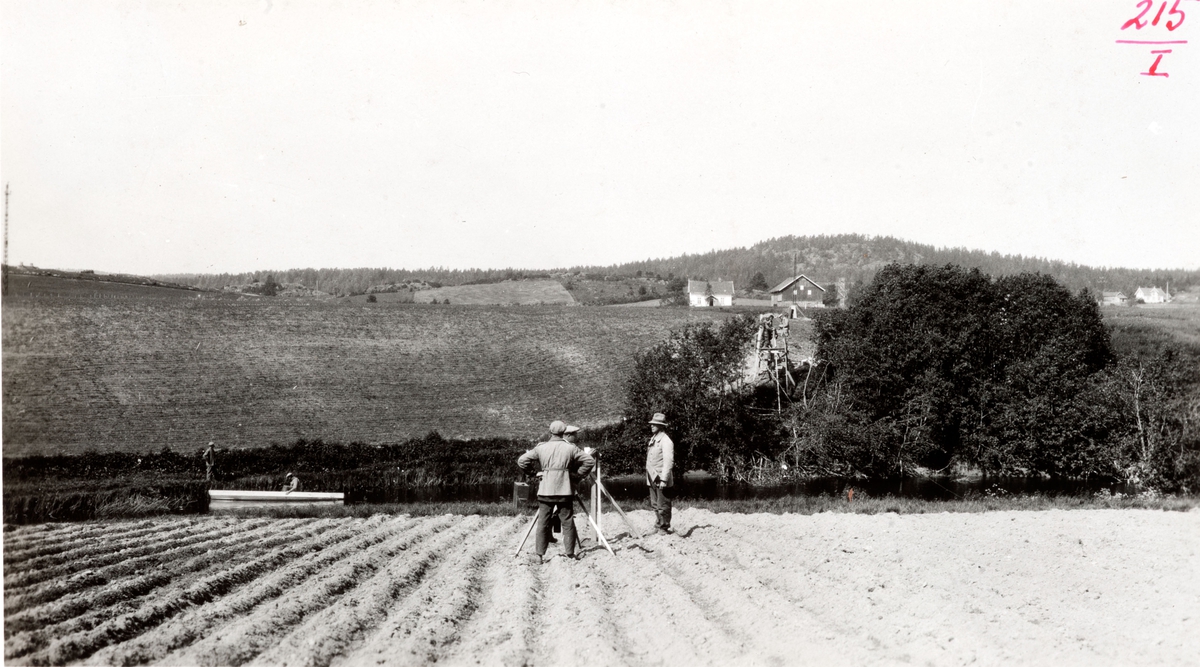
202, 442, 217, 482
646, 412, 675, 534
518, 420, 595, 561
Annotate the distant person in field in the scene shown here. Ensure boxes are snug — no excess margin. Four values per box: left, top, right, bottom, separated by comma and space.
646, 412, 675, 535
518, 420, 595, 562
202, 442, 217, 481
282, 472, 301, 494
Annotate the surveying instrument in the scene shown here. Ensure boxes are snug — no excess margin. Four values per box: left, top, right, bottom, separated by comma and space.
515, 449, 643, 557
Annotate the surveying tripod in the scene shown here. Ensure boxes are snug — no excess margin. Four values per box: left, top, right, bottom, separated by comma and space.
514, 455, 644, 557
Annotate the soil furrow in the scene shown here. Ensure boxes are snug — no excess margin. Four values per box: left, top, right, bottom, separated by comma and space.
5, 517, 272, 605
5, 519, 222, 593
636, 527, 896, 666
28, 519, 346, 666
4, 518, 224, 593
694, 511, 915, 651
439, 516, 541, 665
0, 508, 1192, 666
2, 520, 170, 572
81, 515, 418, 667
5, 519, 334, 663
260, 515, 504, 667
4, 518, 314, 639
585, 541, 739, 667
696, 509, 1072, 663
524, 543, 628, 667
153, 515, 456, 667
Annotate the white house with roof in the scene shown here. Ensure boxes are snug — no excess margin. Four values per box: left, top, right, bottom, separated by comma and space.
768, 275, 826, 308
688, 280, 734, 307
1134, 286, 1170, 304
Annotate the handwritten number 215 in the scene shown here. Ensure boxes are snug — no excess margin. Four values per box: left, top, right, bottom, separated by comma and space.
1123, 0, 1186, 30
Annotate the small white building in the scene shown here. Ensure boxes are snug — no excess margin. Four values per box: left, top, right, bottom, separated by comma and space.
688, 280, 734, 307
1100, 291, 1129, 306
1134, 287, 1170, 304
768, 275, 826, 308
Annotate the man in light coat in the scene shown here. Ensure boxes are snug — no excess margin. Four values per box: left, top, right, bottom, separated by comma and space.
518, 420, 595, 560
645, 412, 675, 534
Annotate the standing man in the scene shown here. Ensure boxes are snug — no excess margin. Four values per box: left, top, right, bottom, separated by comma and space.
202, 442, 217, 482
646, 412, 674, 535
518, 420, 595, 561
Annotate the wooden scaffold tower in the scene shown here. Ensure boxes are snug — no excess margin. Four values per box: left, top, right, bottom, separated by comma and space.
755, 312, 797, 412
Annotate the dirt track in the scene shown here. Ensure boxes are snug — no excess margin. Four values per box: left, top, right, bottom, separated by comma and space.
3, 508, 1198, 666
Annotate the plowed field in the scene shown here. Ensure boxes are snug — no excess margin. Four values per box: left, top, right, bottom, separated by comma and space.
3, 508, 1197, 666
2, 296, 727, 455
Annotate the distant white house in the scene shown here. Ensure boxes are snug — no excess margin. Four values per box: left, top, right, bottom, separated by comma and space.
1134, 287, 1170, 304
688, 280, 734, 307
1100, 291, 1129, 306
768, 275, 826, 308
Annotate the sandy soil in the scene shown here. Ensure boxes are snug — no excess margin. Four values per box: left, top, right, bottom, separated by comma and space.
3, 508, 1198, 666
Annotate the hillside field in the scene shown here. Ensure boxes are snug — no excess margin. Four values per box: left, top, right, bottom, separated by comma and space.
1101, 302, 1200, 347
4, 273, 225, 301
412, 279, 575, 305
2, 508, 1197, 666
2, 291, 728, 456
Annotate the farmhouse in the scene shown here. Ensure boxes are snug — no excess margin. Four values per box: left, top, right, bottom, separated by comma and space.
1100, 291, 1129, 306
1134, 286, 1170, 304
688, 280, 734, 307
769, 275, 826, 308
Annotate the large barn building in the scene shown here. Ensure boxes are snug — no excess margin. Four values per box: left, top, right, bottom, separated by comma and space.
768, 275, 826, 308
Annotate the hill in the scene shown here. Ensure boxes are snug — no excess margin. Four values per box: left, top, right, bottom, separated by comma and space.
2, 294, 729, 456
582, 234, 1200, 299
154, 235, 1200, 303
3, 266, 223, 301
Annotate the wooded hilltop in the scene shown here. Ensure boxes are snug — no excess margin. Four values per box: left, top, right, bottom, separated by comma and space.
156, 234, 1200, 300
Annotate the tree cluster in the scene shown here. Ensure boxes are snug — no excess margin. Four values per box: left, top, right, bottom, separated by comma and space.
619, 263, 1199, 491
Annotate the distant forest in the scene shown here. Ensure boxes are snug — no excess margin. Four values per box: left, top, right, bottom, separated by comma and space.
156, 234, 1199, 298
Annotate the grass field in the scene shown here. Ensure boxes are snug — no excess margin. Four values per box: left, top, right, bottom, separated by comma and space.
2, 284, 728, 456
2, 508, 1197, 666
1101, 302, 1200, 347
412, 279, 575, 305
4, 273, 228, 301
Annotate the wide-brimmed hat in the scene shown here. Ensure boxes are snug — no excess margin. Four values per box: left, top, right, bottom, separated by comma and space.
284, 472, 294, 479
564, 424, 580, 435
548, 420, 568, 436
648, 413, 669, 427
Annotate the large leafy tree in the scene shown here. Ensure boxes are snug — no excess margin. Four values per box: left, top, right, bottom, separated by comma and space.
614, 315, 761, 474
812, 263, 1113, 476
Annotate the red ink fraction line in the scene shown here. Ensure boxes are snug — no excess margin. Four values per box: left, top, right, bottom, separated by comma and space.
1116, 39, 1188, 43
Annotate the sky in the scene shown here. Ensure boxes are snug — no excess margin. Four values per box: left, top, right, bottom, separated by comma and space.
2, 0, 1198, 275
